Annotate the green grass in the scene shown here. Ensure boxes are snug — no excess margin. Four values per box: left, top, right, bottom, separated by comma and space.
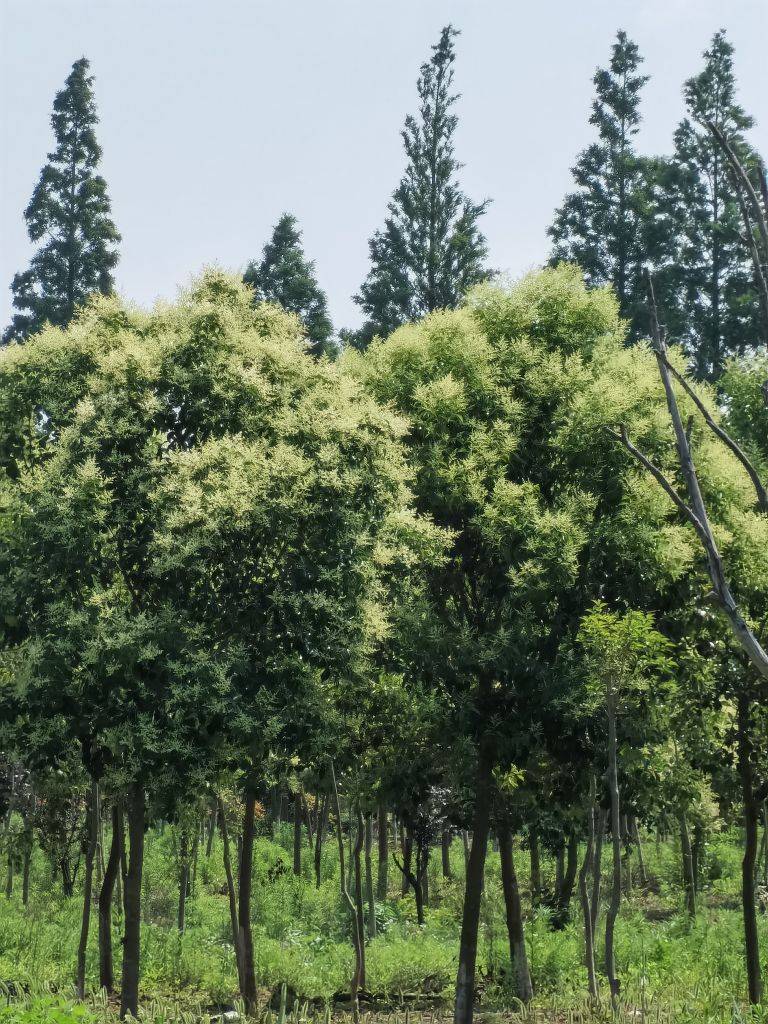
1, 824, 767, 1022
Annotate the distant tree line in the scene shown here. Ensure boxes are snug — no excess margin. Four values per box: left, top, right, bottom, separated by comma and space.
5, 29, 765, 387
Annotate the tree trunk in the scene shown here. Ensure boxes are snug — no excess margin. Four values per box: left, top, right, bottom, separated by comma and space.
529, 825, 541, 905
632, 816, 647, 887
401, 829, 412, 897
205, 801, 217, 859
364, 813, 376, 939
604, 703, 622, 1003
98, 803, 121, 993
120, 783, 145, 1020
314, 790, 328, 888
352, 807, 366, 988
218, 797, 243, 993
76, 779, 98, 999
498, 823, 533, 1003
738, 692, 763, 1004
553, 828, 578, 928
679, 811, 696, 916
591, 808, 607, 937
454, 735, 493, 1024
578, 793, 598, 1001
237, 790, 258, 1014
293, 792, 303, 877
441, 830, 452, 879
177, 828, 189, 932
329, 764, 362, 1023
376, 802, 388, 899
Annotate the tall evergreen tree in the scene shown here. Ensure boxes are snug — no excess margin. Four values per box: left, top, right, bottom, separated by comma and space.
352, 25, 489, 348
548, 31, 656, 339
3, 58, 120, 343
244, 213, 334, 357
662, 31, 760, 382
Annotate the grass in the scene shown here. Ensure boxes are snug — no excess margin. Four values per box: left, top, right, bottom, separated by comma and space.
1, 823, 767, 1022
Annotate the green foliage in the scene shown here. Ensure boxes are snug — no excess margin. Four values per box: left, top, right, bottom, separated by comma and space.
353, 26, 489, 347
244, 213, 335, 358
4, 59, 120, 343
548, 32, 658, 339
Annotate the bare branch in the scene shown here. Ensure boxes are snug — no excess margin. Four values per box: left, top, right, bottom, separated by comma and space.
655, 351, 768, 512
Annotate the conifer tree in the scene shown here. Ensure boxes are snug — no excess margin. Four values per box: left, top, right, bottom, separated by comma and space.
548, 31, 656, 339
3, 58, 120, 343
244, 213, 335, 357
662, 31, 760, 382
352, 25, 489, 348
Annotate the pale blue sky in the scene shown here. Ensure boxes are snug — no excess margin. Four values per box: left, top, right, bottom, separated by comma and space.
2, 0, 766, 334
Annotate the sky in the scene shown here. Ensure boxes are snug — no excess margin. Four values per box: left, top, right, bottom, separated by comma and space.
2, 0, 767, 335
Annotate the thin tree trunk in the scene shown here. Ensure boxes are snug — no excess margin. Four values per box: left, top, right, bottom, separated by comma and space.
605, 702, 622, 1003
177, 828, 189, 932
461, 829, 470, 871
293, 792, 303, 877
738, 693, 763, 1004
454, 734, 493, 1024
632, 816, 647, 886
554, 828, 578, 928
364, 813, 376, 939
237, 790, 258, 1014
498, 823, 533, 1003
206, 801, 217, 859
314, 790, 328, 888
76, 779, 98, 999
579, 791, 598, 1002
591, 808, 607, 937
679, 811, 696, 917
353, 807, 366, 988
401, 829, 412, 897
120, 782, 145, 1020
218, 797, 243, 993
98, 804, 121, 993
329, 764, 362, 1023
441, 830, 452, 879
529, 825, 541, 905
376, 802, 388, 899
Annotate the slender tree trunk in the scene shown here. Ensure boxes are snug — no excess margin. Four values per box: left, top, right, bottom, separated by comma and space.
120, 782, 145, 1020
329, 764, 362, 1023
461, 829, 470, 871
98, 804, 121, 993
364, 813, 376, 939
76, 779, 98, 999
529, 825, 541, 905
498, 823, 533, 1003
314, 790, 328, 888
555, 840, 565, 899
401, 829, 412, 897
376, 802, 388, 899
738, 693, 763, 1004
177, 828, 189, 932
237, 790, 258, 1014
591, 808, 607, 937
578, 792, 598, 1002
206, 801, 217, 859
554, 828, 578, 928
441, 830, 452, 879
605, 702, 622, 1003
679, 811, 696, 916
353, 807, 366, 988
218, 797, 243, 993
632, 816, 647, 887
293, 792, 303, 877
454, 734, 493, 1024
